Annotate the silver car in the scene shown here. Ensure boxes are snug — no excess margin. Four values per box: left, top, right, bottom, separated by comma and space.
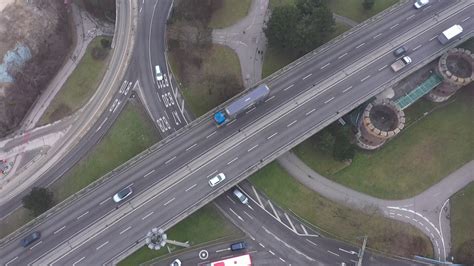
113, 187, 133, 203
208, 173, 226, 187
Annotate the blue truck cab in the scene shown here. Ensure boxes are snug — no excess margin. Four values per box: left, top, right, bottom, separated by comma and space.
213, 111, 227, 125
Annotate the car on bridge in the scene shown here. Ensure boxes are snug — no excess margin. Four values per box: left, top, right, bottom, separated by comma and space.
113, 186, 133, 203
20, 231, 41, 247
209, 173, 226, 187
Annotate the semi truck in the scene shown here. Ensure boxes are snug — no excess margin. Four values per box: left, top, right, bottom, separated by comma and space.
390, 56, 412, 72
213, 84, 270, 126
438, 24, 463, 45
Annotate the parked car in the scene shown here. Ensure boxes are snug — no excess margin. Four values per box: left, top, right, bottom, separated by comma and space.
414, 0, 429, 9
20, 231, 41, 247
113, 186, 133, 203
232, 188, 249, 204
393, 46, 407, 57
230, 241, 247, 251
208, 173, 226, 187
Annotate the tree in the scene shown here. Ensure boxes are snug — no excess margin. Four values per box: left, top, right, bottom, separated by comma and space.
315, 130, 335, 154
333, 133, 355, 162
362, 0, 375, 10
22, 187, 55, 217
264, 5, 300, 50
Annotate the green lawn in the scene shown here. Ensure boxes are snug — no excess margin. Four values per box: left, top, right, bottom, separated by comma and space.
0, 207, 31, 238
327, 0, 399, 23
176, 44, 243, 116
249, 162, 433, 258
209, 0, 251, 29
39, 36, 112, 125
262, 23, 350, 78
51, 102, 159, 200
118, 205, 241, 266
450, 182, 474, 264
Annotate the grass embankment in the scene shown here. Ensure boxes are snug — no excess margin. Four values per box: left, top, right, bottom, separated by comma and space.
118, 205, 241, 266
52, 102, 159, 200
296, 87, 474, 199
40, 36, 112, 125
209, 0, 251, 29
249, 162, 433, 258
327, 0, 399, 23
0, 102, 158, 238
451, 182, 474, 264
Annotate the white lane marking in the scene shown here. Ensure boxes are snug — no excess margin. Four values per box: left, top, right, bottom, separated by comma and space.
373, 33, 382, 39
243, 211, 254, 220
120, 226, 132, 235
216, 248, 230, 253
302, 73, 313, 80
279, 257, 286, 263
356, 43, 365, 49
77, 211, 89, 220
390, 23, 399, 29
246, 107, 256, 114
95, 117, 108, 132
164, 198, 175, 206
165, 156, 176, 165
321, 63, 330, 70
226, 195, 237, 204
267, 200, 281, 221
324, 97, 335, 104
96, 241, 109, 250
461, 16, 471, 22
264, 95, 275, 103
424, 5, 432, 10
339, 248, 358, 255
185, 184, 197, 192
269, 250, 275, 255
306, 239, 318, 246
360, 75, 371, 82
284, 213, 296, 232
259, 243, 265, 248
185, 143, 197, 151
227, 120, 236, 126
267, 132, 278, 140
206, 131, 216, 139
284, 84, 294, 91
378, 65, 388, 71
287, 120, 297, 127
144, 169, 155, 178
429, 35, 437, 41
29, 240, 42, 250
305, 108, 316, 116
338, 53, 347, 59
142, 211, 154, 220
249, 234, 256, 241
207, 171, 218, 178
343, 86, 353, 93
252, 186, 264, 207
54, 226, 66, 235
301, 224, 308, 235
406, 14, 415, 20
72, 256, 86, 266
248, 144, 259, 152
413, 44, 422, 51
328, 250, 340, 257
6, 257, 18, 266
229, 207, 244, 221
227, 157, 238, 165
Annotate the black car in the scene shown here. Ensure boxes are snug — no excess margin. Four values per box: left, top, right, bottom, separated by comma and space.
230, 241, 247, 251
393, 46, 407, 57
20, 231, 41, 247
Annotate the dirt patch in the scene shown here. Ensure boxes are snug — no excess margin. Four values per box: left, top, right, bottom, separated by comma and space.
445, 55, 472, 78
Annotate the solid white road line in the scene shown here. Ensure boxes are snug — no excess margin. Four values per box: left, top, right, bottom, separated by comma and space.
252, 186, 264, 207
77, 211, 89, 220
72, 257, 86, 266
321, 63, 330, 70
164, 198, 175, 206
284, 213, 296, 232
243, 211, 254, 220
54, 226, 66, 235
267, 132, 278, 140
30, 241, 42, 250
328, 250, 340, 257
343, 86, 353, 93
185, 184, 197, 192
284, 84, 294, 91
301, 224, 308, 235
227, 157, 238, 165
206, 131, 216, 139
144, 169, 155, 178
165, 156, 176, 165
142, 211, 154, 220
96, 241, 109, 250
267, 200, 281, 221
120, 226, 132, 235
185, 143, 197, 151
247, 144, 259, 152
302, 73, 312, 80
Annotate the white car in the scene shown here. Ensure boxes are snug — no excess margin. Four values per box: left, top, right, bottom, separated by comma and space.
208, 173, 226, 187
113, 187, 133, 203
155, 65, 163, 81
414, 0, 429, 9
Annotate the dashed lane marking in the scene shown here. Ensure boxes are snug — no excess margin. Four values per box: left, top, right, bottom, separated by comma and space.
206, 131, 216, 139
142, 211, 154, 220
406, 14, 415, 20
164, 198, 175, 206
185, 184, 197, 192
185, 143, 197, 151
360, 75, 371, 82
356, 43, 365, 49
378, 65, 388, 71
96, 241, 109, 250
120, 226, 132, 235
165, 156, 176, 165
284, 84, 294, 91
302, 73, 313, 80
227, 157, 238, 165
243, 211, 254, 220
413, 44, 422, 51
259, 243, 265, 248
72, 257, 86, 266
324, 97, 335, 104
305, 108, 316, 116
321, 63, 330, 70
279, 257, 286, 263
462, 16, 471, 22
287, 120, 297, 127
269, 250, 275, 256
144, 169, 155, 178
343, 86, 353, 93
373, 33, 382, 39
390, 23, 399, 29
77, 211, 89, 220
327, 250, 340, 257
29, 241, 42, 250
429, 36, 437, 41
248, 144, 259, 152
338, 53, 347, 59
267, 132, 278, 140
264, 95, 275, 103
229, 207, 244, 221
306, 239, 318, 246
54, 226, 66, 235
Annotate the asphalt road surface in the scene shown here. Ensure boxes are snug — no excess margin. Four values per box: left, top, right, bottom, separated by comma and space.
1, 1, 473, 265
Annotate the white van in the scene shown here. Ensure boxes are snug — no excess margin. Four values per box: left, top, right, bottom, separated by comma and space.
438, 25, 463, 45
155, 65, 163, 81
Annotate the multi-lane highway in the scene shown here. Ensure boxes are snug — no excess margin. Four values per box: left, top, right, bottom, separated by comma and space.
1, 1, 473, 265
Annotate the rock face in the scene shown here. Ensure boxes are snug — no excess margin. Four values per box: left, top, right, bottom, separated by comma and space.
427, 48, 474, 102
0, 0, 72, 137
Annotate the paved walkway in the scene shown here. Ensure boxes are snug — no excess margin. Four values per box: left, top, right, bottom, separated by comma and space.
278, 151, 474, 261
